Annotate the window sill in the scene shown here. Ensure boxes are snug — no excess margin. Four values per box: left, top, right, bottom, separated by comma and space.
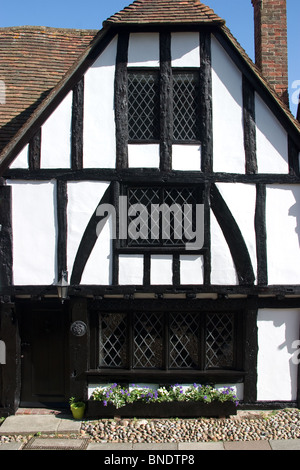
86, 369, 245, 383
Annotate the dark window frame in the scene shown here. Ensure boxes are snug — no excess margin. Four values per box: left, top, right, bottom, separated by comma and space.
127, 67, 202, 146
117, 182, 205, 252
127, 68, 161, 143
172, 68, 201, 143
95, 310, 244, 374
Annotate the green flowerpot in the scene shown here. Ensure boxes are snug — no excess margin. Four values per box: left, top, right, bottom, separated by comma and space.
70, 403, 85, 420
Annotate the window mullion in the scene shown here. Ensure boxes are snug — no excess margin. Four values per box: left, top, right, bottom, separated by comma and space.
164, 312, 169, 371
199, 312, 206, 371
128, 312, 134, 370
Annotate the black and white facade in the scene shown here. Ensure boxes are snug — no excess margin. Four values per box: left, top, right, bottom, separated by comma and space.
0, 3, 300, 413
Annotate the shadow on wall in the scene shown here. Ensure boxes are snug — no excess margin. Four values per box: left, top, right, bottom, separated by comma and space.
288, 186, 300, 247
273, 311, 300, 401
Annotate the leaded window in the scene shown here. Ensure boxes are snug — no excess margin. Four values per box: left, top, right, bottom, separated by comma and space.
123, 184, 203, 248
128, 71, 160, 141
173, 71, 201, 141
98, 311, 239, 371
127, 69, 201, 143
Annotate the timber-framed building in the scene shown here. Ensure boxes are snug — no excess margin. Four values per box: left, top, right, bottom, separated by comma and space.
0, 0, 300, 414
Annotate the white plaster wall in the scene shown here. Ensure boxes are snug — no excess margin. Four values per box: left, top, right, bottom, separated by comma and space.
266, 185, 300, 284
119, 254, 144, 285
40, 91, 72, 169
128, 144, 160, 168
210, 211, 238, 285
8, 180, 57, 285
180, 255, 204, 285
215, 383, 244, 401
171, 32, 200, 67
216, 183, 257, 283
211, 36, 245, 174
9, 144, 29, 169
255, 93, 289, 174
172, 145, 201, 171
83, 37, 117, 168
67, 181, 111, 283
257, 309, 300, 401
88, 382, 244, 400
128, 33, 160, 67
0, 340, 6, 365
81, 216, 113, 285
151, 254, 173, 285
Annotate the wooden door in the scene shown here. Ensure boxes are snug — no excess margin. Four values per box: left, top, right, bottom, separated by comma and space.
20, 303, 68, 406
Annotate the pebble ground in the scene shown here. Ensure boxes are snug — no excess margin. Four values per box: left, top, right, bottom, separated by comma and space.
1, 408, 299, 446
80, 408, 300, 444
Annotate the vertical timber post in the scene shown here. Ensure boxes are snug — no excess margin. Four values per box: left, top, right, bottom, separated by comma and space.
69, 298, 89, 402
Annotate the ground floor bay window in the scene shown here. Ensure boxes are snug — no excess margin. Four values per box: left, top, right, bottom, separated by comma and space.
89, 309, 244, 384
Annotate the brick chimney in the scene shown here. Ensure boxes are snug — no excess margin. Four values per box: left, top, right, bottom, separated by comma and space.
252, 0, 289, 106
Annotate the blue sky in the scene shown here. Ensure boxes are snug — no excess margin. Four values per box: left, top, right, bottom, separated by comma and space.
1, 0, 299, 116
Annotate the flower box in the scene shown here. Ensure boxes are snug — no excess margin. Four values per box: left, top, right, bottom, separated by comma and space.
86, 400, 237, 419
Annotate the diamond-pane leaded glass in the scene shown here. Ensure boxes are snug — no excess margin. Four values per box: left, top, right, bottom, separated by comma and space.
163, 187, 199, 245
173, 71, 200, 141
127, 186, 160, 246
97, 311, 238, 372
133, 312, 163, 368
169, 313, 199, 368
126, 186, 200, 247
206, 313, 234, 369
99, 313, 127, 368
128, 71, 160, 140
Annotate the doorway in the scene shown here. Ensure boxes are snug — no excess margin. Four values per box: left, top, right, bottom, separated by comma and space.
19, 302, 69, 407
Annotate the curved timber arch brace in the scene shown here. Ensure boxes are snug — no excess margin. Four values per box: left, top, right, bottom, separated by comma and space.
70, 183, 114, 285
210, 183, 255, 286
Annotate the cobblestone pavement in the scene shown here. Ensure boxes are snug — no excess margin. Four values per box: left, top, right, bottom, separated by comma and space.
0, 407, 300, 451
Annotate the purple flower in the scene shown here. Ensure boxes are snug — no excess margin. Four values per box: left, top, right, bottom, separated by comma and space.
103, 400, 107, 407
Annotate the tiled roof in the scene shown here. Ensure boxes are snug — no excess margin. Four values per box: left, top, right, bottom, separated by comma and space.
104, 0, 225, 25
0, 26, 97, 153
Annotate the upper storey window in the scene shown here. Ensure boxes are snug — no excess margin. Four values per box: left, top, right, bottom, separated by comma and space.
128, 71, 160, 141
127, 69, 201, 143
173, 71, 200, 141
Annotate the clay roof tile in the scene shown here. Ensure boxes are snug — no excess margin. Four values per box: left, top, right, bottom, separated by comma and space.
104, 0, 225, 26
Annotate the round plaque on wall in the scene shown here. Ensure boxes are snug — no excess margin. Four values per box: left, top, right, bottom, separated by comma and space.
70, 321, 87, 337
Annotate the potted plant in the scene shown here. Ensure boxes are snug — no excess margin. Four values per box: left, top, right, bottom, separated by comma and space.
86, 384, 239, 419
69, 397, 86, 420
